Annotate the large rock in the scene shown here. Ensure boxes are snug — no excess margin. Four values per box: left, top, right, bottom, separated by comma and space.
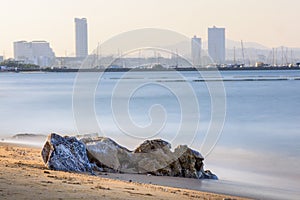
41, 133, 93, 173
133, 139, 182, 176
80, 137, 133, 173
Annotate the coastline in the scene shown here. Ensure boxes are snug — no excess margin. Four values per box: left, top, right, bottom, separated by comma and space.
0, 142, 247, 200
1, 66, 300, 73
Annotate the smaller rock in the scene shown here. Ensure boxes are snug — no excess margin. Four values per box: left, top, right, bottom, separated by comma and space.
201, 170, 218, 180
174, 145, 204, 179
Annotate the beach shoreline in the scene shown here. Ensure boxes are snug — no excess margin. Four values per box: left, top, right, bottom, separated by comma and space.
0, 142, 247, 200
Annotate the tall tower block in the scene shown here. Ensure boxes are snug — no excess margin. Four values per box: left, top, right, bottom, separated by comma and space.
75, 18, 88, 58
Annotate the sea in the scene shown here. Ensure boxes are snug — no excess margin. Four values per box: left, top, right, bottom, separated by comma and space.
0, 70, 299, 199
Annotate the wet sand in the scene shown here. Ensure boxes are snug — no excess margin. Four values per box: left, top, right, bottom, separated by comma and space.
0, 142, 247, 200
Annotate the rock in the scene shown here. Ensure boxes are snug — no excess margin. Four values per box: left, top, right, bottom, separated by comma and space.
133, 139, 181, 176
41, 133, 93, 173
80, 137, 132, 173
202, 170, 219, 180
174, 145, 204, 178
12, 133, 47, 140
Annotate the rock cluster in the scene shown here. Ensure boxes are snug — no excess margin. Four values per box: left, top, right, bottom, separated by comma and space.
41, 133, 217, 180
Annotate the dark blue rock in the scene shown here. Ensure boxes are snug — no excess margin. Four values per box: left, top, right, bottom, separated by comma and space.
41, 133, 93, 173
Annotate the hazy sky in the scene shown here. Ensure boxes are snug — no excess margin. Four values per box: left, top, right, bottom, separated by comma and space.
0, 0, 299, 57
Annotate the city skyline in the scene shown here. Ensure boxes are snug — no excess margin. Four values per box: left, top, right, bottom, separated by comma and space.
0, 0, 300, 58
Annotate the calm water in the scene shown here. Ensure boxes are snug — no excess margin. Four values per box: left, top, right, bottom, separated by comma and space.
0, 70, 299, 198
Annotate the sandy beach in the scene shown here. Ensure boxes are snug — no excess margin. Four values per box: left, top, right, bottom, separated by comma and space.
0, 142, 248, 200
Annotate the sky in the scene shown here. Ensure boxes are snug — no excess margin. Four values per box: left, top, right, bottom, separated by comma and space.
0, 0, 299, 58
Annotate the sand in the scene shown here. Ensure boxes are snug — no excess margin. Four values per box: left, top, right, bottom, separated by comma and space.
0, 142, 248, 200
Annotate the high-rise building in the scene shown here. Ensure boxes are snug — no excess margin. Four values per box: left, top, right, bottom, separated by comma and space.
208, 26, 226, 64
13, 40, 55, 67
75, 18, 88, 58
191, 35, 202, 66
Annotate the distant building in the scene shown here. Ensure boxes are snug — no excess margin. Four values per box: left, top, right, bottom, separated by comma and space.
53, 56, 86, 69
75, 18, 88, 58
0, 56, 3, 62
191, 36, 202, 66
13, 41, 55, 67
208, 26, 226, 64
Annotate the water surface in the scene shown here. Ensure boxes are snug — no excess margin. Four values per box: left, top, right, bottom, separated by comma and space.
0, 70, 299, 199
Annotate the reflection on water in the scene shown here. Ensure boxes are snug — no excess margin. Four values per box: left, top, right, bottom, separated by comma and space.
0, 70, 300, 198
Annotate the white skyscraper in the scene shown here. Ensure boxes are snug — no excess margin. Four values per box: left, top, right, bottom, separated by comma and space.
75, 18, 88, 58
191, 35, 202, 66
208, 26, 226, 64
14, 40, 55, 67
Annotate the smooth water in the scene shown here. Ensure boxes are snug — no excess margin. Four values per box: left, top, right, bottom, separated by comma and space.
0, 70, 299, 198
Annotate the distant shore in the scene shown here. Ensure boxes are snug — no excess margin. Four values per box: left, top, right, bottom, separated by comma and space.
0, 142, 247, 200
1, 66, 300, 73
